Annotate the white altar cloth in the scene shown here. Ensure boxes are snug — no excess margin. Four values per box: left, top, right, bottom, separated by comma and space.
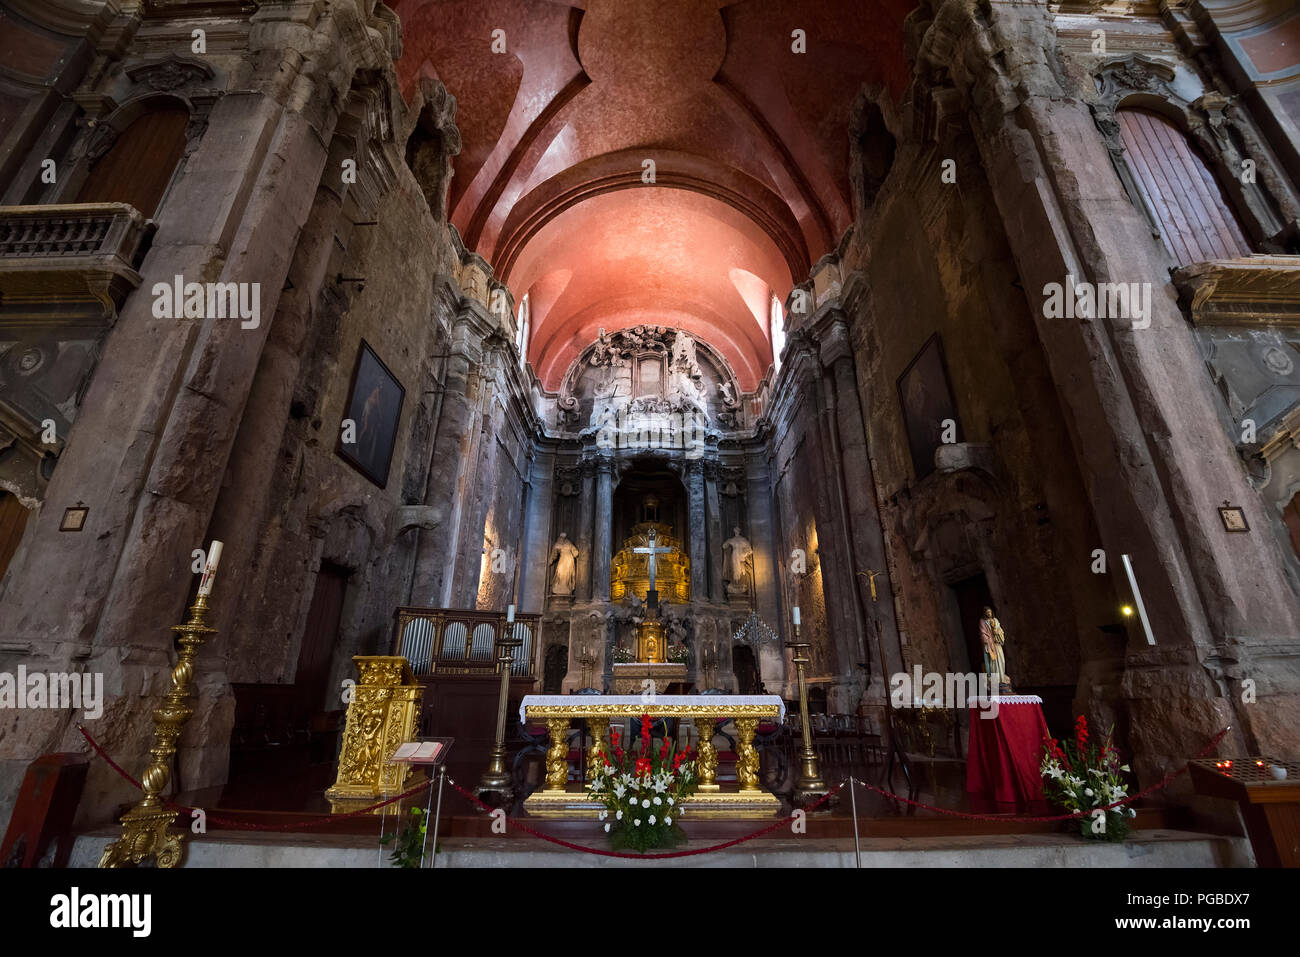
520, 694, 786, 723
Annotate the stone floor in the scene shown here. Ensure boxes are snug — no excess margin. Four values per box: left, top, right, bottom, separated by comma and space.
68, 827, 1253, 868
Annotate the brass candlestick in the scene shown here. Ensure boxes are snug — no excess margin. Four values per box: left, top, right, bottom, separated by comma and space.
787, 620, 828, 807
100, 593, 216, 868
476, 615, 522, 805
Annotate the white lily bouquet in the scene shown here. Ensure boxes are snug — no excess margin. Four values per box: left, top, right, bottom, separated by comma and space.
1040, 715, 1135, 842
588, 714, 699, 853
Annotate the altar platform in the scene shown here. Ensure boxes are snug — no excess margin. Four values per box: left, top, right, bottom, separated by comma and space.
65, 822, 1252, 868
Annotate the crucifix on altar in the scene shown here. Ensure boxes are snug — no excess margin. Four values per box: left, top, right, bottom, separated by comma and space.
633, 527, 671, 611
632, 528, 671, 662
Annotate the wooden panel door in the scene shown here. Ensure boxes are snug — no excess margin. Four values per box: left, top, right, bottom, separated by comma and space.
0, 491, 30, 582
294, 562, 349, 720
76, 105, 189, 219
1118, 108, 1253, 266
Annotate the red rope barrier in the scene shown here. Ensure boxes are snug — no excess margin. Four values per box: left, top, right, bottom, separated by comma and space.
77, 724, 433, 829
444, 777, 844, 859
76, 722, 1232, 851
852, 726, 1232, 822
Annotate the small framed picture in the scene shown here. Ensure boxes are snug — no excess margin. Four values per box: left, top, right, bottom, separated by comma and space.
60, 506, 88, 532
1218, 506, 1249, 532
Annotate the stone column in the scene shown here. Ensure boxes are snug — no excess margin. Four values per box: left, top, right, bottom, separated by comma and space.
686, 460, 707, 600
593, 456, 613, 601
703, 460, 725, 602
822, 314, 900, 691
412, 308, 486, 605
575, 459, 596, 601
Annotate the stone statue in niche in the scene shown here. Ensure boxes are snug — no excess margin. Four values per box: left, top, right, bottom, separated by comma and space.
722, 527, 754, 598
549, 532, 580, 596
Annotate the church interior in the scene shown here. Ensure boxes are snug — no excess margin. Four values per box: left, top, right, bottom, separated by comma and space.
1, 0, 1299, 870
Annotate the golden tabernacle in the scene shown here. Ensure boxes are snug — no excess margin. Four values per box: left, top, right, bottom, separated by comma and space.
326, 656, 424, 813
611, 520, 690, 604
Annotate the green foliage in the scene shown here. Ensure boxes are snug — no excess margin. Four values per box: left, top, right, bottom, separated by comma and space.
379, 805, 429, 867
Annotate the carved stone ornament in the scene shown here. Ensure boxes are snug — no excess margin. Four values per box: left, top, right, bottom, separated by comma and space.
1094, 55, 1179, 106
125, 55, 216, 92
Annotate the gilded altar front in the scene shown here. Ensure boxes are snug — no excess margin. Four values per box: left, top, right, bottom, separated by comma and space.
519, 694, 784, 818
610, 521, 690, 603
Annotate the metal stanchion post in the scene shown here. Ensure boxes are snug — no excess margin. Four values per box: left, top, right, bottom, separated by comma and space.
849, 777, 861, 868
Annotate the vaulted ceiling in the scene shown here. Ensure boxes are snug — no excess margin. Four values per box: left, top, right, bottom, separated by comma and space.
391, 0, 916, 391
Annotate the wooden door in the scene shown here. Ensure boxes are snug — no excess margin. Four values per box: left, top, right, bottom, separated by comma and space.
1118, 108, 1253, 265
294, 562, 349, 720
76, 105, 189, 219
0, 491, 30, 581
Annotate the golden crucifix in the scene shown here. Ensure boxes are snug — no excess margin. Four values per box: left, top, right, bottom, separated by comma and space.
857, 569, 882, 602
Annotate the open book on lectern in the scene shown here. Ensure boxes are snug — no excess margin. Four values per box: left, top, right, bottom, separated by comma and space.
390, 741, 443, 764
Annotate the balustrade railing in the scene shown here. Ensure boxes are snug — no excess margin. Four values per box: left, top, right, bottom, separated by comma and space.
0, 203, 154, 263
391, 607, 539, 678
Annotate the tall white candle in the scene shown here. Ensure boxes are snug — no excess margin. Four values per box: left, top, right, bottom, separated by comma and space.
792, 606, 801, 626
197, 540, 224, 597
507, 604, 516, 622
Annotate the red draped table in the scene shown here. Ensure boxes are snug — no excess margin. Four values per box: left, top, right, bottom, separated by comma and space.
965, 695, 1051, 814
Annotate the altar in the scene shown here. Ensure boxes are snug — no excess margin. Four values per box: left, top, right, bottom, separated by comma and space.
520, 694, 785, 818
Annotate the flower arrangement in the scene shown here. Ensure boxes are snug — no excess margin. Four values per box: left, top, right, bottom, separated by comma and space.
666, 644, 689, 664
588, 714, 699, 852
1040, 715, 1135, 842
612, 645, 634, 663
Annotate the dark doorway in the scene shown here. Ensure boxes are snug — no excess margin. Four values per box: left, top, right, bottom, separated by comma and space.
949, 573, 994, 673
295, 562, 350, 721
734, 644, 762, 694
611, 465, 689, 557
543, 644, 568, 694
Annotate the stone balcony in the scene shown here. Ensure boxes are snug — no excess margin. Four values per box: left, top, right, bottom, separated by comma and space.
0, 203, 156, 504
0, 203, 156, 325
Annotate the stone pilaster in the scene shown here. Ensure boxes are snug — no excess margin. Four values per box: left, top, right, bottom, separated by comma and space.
593, 456, 613, 601
575, 459, 596, 601
686, 460, 707, 600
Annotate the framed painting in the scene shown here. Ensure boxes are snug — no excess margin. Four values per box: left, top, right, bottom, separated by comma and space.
896, 333, 961, 480
336, 339, 405, 488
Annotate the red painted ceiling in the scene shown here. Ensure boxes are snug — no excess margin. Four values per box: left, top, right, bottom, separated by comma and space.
392, 0, 916, 390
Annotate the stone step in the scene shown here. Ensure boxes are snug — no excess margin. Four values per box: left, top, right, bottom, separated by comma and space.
68, 827, 1253, 868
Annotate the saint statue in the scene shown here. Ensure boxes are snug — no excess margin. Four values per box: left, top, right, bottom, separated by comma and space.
979, 606, 1011, 691
549, 532, 579, 596
722, 526, 753, 597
